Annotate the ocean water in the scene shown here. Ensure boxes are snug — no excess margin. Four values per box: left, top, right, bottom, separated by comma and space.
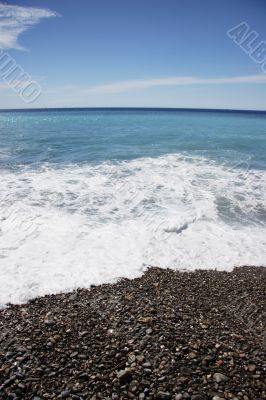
0, 108, 266, 306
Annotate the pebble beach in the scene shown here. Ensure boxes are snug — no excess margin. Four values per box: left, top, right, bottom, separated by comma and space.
0, 266, 265, 399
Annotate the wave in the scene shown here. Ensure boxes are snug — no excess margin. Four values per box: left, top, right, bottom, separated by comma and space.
0, 153, 265, 306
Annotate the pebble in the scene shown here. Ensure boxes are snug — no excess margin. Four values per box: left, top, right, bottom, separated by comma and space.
142, 362, 151, 368
157, 391, 171, 399
60, 390, 70, 398
213, 372, 229, 383
128, 353, 136, 363
248, 364, 256, 372
116, 369, 132, 385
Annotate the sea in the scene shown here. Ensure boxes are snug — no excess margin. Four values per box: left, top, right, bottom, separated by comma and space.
0, 108, 265, 307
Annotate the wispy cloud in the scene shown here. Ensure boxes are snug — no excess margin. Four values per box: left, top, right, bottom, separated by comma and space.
2, 74, 266, 98
85, 74, 266, 94
0, 3, 57, 50
2, 73, 266, 110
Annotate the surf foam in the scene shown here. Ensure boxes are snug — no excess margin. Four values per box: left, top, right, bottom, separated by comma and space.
0, 154, 265, 306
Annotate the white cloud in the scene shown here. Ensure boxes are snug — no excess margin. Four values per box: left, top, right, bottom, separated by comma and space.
0, 3, 56, 50
85, 74, 266, 94
1, 74, 266, 110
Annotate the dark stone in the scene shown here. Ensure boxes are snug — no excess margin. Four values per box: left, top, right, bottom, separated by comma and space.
117, 369, 133, 385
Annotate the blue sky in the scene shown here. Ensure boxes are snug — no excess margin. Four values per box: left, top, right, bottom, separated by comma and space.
0, 0, 266, 109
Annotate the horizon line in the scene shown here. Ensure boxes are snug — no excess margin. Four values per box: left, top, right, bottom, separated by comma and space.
0, 106, 266, 113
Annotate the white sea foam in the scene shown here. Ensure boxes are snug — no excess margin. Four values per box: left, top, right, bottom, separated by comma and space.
0, 154, 265, 306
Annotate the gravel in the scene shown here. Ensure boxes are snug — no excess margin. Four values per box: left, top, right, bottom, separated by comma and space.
0, 266, 265, 399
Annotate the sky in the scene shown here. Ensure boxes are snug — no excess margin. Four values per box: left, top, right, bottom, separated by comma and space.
0, 0, 266, 110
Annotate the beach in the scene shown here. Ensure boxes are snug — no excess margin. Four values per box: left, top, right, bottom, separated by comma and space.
0, 109, 265, 398
1, 266, 265, 399
1, 109, 266, 307
1, 0, 266, 397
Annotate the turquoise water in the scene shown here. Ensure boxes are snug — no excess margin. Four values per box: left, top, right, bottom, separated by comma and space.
1, 109, 266, 169
0, 108, 265, 306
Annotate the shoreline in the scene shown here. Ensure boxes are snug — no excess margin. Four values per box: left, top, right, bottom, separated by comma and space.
0, 266, 265, 399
